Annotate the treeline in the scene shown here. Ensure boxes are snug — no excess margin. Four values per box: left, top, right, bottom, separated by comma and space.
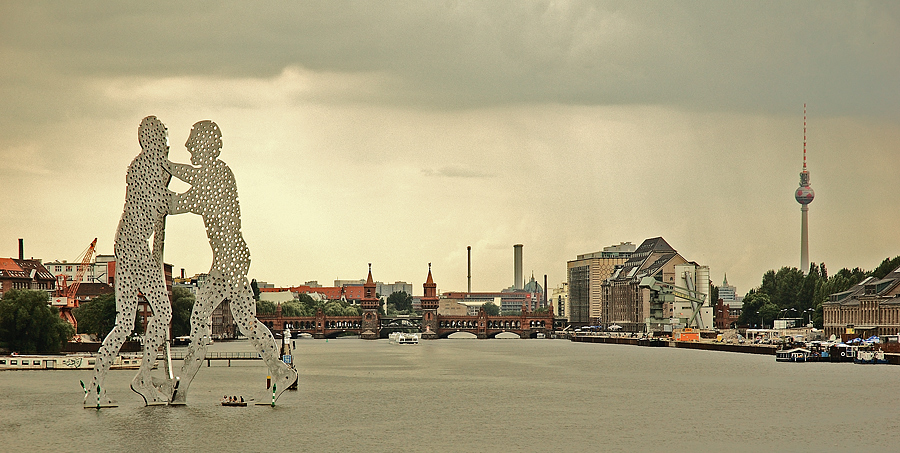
0, 287, 197, 353
256, 293, 362, 317
737, 256, 900, 328
0, 290, 74, 353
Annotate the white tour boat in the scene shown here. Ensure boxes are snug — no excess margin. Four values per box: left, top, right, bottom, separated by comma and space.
0, 353, 151, 370
388, 332, 419, 345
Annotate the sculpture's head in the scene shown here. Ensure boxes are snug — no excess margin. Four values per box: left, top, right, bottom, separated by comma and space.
138, 116, 169, 158
185, 120, 222, 166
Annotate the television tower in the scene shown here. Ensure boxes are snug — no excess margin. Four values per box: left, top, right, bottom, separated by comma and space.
795, 104, 815, 273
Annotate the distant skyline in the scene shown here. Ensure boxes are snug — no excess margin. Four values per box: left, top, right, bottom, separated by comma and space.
2, 2, 898, 296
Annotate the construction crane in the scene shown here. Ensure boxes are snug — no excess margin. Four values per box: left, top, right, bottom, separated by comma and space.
52, 238, 97, 331
639, 275, 707, 330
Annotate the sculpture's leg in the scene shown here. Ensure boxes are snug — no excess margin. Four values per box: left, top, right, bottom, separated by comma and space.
230, 279, 297, 404
130, 281, 172, 406
84, 276, 138, 408
170, 277, 222, 405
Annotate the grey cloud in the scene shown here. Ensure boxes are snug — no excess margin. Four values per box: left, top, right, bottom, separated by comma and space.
2, 1, 898, 116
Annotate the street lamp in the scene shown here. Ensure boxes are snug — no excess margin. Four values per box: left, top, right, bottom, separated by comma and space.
804, 308, 814, 326
757, 310, 763, 329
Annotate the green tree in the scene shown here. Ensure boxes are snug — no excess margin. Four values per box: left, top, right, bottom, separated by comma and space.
281, 300, 307, 317
170, 287, 195, 338
75, 293, 158, 339
0, 289, 74, 353
709, 283, 719, 303
250, 279, 261, 301
74, 293, 118, 339
386, 291, 413, 314
737, 291, 773, 328
872, 256, 900, 280
256, 299, 276, 315
297, 293, 319, 314
482, 301, 500, 316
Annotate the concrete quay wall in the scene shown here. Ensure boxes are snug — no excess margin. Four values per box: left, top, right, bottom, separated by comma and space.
571, 335, 776, 355
571, 335, 900, 363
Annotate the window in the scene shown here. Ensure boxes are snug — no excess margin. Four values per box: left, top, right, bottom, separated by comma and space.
0, 360, 5, 365
10, 360, 17, 365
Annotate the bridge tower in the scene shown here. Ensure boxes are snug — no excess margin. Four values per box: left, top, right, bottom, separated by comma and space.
421, 263, 439, 339
360, 263, 380, 339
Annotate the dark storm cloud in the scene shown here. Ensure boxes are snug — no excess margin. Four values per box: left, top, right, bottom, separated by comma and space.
2, 1, 897, 116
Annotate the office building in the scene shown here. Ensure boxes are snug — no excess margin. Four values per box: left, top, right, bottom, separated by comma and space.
567, 242, 635, 324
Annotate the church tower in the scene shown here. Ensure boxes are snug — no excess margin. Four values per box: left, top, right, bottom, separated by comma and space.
420, 263, 439, 339
360, 263, 380, 339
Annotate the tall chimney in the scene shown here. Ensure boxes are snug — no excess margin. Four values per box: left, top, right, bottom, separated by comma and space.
467, 246, 472, 293
18, 238, 23, 260
513, 244, 523, 290
181, 268, 185, 279
544, 274, 548, 307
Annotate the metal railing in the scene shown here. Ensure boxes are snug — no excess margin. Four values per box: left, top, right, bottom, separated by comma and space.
162, 351, 261, 360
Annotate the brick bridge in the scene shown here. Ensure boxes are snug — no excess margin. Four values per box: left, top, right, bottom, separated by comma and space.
256, 306, 553, 340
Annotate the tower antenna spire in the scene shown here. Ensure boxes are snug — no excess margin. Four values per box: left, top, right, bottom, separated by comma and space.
803, 103, 807, 170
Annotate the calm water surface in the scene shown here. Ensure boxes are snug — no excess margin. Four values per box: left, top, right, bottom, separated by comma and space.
1, 338, 898, 452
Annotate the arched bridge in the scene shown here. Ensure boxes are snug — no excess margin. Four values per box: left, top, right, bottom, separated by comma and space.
257, 306, 553, 340
437, 310, 551, 339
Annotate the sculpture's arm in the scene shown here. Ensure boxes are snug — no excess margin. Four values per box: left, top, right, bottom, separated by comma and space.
162, 160, 198, 216
166, 160, 197, 184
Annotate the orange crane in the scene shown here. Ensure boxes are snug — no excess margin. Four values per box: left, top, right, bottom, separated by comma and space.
52, 238, 97, 331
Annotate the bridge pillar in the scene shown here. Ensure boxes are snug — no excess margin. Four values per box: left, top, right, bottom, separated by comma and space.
477, 308, 488, 339
360, 310, 379, 340
421, 265, 439, 340
421, 310, 438, 339
360, 264, 380, 340
314, 309, 326, 339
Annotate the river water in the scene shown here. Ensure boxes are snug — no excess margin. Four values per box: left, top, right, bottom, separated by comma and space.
1, 337, 898, 452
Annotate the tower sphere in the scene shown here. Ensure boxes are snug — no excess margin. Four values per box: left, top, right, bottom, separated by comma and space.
795, 185, 815, 205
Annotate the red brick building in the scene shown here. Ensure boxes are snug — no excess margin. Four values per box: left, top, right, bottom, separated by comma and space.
714, 298, 741, 329
0, 257, 56, 298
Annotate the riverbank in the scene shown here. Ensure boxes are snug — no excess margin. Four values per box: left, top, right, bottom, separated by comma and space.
570, 334, 900, 364
571, 334, 776, 355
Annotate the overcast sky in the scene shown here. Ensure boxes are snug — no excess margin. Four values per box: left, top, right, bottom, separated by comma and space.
2, 1, 898, 296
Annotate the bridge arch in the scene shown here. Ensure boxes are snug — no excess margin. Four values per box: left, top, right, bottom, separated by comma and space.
446, 331, 477, 339
491, 331, 523, 339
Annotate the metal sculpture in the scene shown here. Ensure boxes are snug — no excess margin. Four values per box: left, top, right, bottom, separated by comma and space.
83, 117, 297, 408
166, 120, 297, 405
84, 116, 174, 407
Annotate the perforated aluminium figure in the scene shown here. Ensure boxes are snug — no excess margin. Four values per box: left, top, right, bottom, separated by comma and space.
165, 120, 297, 404
84, 116, 174, 407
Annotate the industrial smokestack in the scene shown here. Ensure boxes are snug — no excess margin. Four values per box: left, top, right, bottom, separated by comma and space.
513, 244, 523, 290
18, 238, 23, 260
544, 274, 548, 307
467, 246, 472, 293
181, 268, 185, 279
